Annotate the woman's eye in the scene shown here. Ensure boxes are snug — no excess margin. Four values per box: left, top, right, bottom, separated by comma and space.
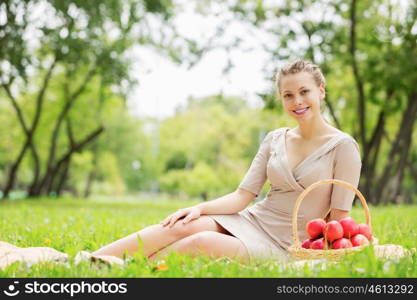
284, 94, 292, 99
301, 90, 309, 95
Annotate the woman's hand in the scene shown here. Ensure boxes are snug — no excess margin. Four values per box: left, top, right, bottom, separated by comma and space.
160, 206, 202, 228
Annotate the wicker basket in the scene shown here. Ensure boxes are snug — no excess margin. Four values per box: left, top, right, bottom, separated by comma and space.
287, 179, 378, 261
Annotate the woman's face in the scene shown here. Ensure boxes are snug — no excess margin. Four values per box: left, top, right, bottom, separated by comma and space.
279, 72, 325, 120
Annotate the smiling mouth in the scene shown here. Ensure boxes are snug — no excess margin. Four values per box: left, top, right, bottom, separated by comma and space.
292, 107, 310, 114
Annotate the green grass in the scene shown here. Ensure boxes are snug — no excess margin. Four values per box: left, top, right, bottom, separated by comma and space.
0, 197, 416, 277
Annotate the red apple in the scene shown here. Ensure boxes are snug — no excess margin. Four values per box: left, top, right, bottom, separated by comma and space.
331, 238, 353, 249
301, 238, 315, 249
351, 234, 370, 247
357, 224, 372, 240
306, 218, 326, 239
339, 217, 359, 239
324, 221, 344, 242
310, 238, 326, 250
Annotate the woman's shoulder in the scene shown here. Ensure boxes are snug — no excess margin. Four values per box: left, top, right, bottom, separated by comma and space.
268, 127, 290, 137
331, 130, 362, 160
334, 129, 360, 147
262, 127, 289, 143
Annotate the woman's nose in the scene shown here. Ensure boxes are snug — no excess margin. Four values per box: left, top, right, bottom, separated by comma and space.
294, 95, 303, 105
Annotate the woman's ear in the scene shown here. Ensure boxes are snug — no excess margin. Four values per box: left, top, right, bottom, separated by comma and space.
319, 83, 326, 100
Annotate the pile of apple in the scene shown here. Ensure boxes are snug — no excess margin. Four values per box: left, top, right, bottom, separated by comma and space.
302, 217, 373, 250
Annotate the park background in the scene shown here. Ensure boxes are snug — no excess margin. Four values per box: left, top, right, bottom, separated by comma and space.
0, 0, 416, 277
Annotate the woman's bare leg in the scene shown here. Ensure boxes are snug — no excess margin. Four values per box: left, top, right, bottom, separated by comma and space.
91, 216, 232, 259
148, 231, 249, 264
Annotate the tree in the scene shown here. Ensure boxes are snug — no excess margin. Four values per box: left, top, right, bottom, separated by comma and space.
0, 0, 176, 198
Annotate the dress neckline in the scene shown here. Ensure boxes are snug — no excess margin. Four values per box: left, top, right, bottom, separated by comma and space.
282, 127, 341, 175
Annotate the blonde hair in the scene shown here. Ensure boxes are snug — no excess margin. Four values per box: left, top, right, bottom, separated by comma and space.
275, 59, 326, 93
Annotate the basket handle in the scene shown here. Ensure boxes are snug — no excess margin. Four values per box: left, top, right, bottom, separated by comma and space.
291, 179, 371, 245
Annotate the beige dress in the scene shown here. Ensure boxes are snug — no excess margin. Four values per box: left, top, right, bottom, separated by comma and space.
208, 127, 362, 264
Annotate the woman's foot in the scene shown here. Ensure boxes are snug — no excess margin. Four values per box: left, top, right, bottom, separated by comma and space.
1, 241, 68, 269
74, 251, 125, 268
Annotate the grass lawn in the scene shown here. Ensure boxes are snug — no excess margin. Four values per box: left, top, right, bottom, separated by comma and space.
0, 197, 416, 277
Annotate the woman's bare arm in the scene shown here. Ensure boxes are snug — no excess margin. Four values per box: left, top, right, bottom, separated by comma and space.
193, 188, 256, 215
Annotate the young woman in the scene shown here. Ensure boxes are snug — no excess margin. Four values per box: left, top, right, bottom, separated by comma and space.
90, 59, 362, 265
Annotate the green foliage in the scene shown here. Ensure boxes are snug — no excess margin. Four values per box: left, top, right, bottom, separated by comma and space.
155, 95, 291, 199
143, 0, 174, 19
159, 161, 220, 200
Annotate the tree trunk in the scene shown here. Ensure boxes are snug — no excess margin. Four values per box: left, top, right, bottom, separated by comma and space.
83, 168, 95, 198
83, 79, 105, 198
56, 157, 71, 197
1, 59, 57, 199
2, 140, 30, 199
34, 68, 96, 196
83, 143, 98, 198
28, 146, 41, 197
32, 126, 104, 196
349, 0, 368, 164
374, 91, 417, 204
361, 104, 387, 204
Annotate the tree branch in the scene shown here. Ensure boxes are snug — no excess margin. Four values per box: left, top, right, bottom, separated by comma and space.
50, 126, 104, 184
349, 0, 367, 155
39, 66, 97, 193
2, 82, 29, 135
30, 57, 58, 130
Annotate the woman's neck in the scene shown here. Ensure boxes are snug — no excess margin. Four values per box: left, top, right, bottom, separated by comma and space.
295, 116, 333, 140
